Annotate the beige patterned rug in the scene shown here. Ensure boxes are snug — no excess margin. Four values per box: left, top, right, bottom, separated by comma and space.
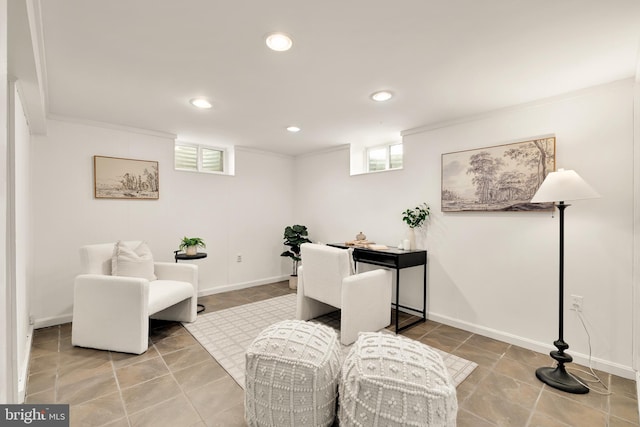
184, 293, 477, 389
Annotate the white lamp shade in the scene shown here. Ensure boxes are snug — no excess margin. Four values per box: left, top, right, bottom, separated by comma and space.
531, 168, 600, 203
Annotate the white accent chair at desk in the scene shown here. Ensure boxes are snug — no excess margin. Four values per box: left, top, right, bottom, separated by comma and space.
296, 243, 392, 345
72, 241, 198, 354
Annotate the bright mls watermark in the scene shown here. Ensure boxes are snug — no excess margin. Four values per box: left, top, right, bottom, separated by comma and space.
0, 405, 69, 426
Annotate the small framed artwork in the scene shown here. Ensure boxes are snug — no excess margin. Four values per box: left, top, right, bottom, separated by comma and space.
94, 156, 159, 200
441, 137, 556, 212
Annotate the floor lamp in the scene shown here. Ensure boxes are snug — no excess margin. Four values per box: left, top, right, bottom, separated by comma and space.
530, 168, 600, 394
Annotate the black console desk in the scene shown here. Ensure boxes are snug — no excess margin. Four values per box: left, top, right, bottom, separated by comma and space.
328, 244, 427, 334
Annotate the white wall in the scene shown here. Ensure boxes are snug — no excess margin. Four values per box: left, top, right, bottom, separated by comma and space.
0, 0, 9, 404
634, 79, 640, 373
30, 119, 294, 326
294, 79, 636, 377
14, 83, 32, 401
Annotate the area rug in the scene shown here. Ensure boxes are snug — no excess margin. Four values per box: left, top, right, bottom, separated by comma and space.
183, 294, 477, 389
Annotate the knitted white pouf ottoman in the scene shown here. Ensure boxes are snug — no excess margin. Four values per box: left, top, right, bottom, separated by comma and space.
245, 320, 342, 427
339, 332, 458, 427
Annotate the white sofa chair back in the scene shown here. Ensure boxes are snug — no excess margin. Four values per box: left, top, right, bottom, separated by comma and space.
296, 243, 392, 345
72, 241, 198, 354
298, 243, 351, 308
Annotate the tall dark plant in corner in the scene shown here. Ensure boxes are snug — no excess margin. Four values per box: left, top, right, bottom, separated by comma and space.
280, 225, 311, 276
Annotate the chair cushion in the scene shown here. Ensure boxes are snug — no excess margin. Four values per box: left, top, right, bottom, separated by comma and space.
112, 241, 157, 281
80, 241, 140, 275
148, 280, 194, 315
339, 332, 458, 427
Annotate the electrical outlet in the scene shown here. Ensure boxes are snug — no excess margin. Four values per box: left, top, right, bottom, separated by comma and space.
236, 254, 242, 263
570, 295, 583, 312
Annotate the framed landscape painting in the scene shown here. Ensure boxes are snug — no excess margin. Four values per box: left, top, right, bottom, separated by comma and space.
441, 137, 555, 212
94, 156, 159, 200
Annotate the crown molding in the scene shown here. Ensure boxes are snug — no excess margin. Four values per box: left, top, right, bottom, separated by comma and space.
295, 143, 349, 159
402, 77, 635, 137
26, 0, 48, 116
8, 0, 47, 134
47, 114, 177, 140
234, 145, 294, 159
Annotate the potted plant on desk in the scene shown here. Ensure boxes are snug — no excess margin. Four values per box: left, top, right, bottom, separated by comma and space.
280, 225, 311, 290
179, 237, 206, 256
401, 202, 430, 249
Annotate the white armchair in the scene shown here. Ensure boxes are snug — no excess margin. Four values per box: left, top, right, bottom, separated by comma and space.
296, 243, 392, 345
72, 241, 198, 354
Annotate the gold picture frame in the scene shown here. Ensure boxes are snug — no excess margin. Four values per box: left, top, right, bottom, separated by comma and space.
441, 137, 556, 212
94, 155, 159, 200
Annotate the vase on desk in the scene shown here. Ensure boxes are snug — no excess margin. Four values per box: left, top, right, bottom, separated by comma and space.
415, 227, 429, 250
405, 228, 428, 250
406, 228, 416, 250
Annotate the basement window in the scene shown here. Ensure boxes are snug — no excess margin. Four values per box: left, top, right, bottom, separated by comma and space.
366, 142, 403, 172
175, 141, 233, 175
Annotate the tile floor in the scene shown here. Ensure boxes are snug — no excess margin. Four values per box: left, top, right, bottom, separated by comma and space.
25, 281, 639, 427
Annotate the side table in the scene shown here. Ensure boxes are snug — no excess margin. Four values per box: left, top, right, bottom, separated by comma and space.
174, 251, 207, 314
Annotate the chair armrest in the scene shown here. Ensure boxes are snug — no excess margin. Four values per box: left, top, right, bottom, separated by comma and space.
340, 269, 393, 345
74, 274, 149, 311
154, 262, 198, 287
73, 274, 150, 354
342, 269, 392, 298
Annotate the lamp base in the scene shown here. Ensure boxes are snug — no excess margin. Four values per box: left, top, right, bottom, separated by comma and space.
535, 365, 589, 394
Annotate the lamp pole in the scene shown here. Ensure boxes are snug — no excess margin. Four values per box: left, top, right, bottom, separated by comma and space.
558, 201, 565, 346
535, 201, 589, 394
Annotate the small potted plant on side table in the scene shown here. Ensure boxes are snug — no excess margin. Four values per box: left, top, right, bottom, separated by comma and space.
179, 237, 206, 256
280, 225, 311, 290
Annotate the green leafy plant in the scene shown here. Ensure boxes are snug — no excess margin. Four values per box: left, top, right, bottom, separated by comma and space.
178, 237, 206, 251
280, 225, 311, 276
402, 203, 431, 228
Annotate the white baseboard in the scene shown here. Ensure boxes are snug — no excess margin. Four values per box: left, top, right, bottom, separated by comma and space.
17, 325, 33, 403
33, 314, 73, 329
31, 277, 291, 328
636, 371, 640, 417
31, 279, 636, 380
198, 275, 290, 297
428, 311, 636, 380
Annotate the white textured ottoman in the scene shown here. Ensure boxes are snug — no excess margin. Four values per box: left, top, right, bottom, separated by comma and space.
339, 333, 458, 427
245, 320, 342, 427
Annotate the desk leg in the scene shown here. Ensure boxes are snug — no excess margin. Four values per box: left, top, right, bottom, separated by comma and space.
395, 264, 427, 333
423, 263, 427, 321
395, 268, 400, 334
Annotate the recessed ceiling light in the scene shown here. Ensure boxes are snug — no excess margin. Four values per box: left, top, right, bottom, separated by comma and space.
189, 98, 212, 109
370, 91, 393, 102
266, 32, 293, 51
286, 126, 301, 133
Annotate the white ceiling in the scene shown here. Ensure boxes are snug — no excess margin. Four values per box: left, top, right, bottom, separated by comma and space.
37, 0, 640, 156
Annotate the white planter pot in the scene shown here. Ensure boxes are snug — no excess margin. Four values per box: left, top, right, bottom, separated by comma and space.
289, 276, 298, 290
407, 228, 416, 250
186, 246, 197, 256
